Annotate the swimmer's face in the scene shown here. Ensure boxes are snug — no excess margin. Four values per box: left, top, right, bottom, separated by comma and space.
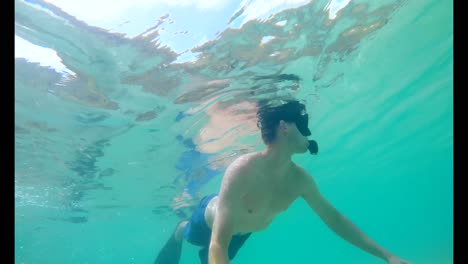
291, 122, 310, 153
279, 121, 310, 153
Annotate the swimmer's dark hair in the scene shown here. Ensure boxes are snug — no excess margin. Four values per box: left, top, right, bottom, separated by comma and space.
256, 99, 307, 145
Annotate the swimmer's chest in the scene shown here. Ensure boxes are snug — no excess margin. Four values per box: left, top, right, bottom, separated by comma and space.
241, 175, 301, 216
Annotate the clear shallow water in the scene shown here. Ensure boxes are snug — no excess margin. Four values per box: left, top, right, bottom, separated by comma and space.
15, 0, 453, 263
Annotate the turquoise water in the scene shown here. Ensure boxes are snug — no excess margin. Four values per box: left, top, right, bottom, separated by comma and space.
15, 0, 453, 263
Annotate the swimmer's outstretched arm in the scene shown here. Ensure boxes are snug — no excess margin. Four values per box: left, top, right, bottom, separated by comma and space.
299, 168, 411, 264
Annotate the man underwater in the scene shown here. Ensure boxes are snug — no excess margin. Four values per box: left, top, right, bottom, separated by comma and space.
155, 100, 411, 264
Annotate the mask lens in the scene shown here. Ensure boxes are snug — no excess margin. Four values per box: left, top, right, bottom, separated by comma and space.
296, 114, 311, 136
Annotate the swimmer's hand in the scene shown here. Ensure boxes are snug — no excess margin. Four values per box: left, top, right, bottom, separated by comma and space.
387, 255, 411, 264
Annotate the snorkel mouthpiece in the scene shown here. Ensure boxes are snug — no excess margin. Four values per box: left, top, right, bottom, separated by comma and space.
308, 140, 318, 155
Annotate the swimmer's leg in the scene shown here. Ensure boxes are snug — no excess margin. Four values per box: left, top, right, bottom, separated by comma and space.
198, 247, 209, 264
154, 220, 188, 264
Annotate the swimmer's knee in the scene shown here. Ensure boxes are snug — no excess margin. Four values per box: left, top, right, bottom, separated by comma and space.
174, 220, 188, 241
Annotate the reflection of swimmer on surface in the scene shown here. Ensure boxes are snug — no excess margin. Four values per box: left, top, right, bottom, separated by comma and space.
169, 134, 222, 218
174, 134, 221, 196
189, 100, 259, 154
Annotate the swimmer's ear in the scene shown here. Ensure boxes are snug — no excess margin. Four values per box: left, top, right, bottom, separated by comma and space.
278, 120, 288, 133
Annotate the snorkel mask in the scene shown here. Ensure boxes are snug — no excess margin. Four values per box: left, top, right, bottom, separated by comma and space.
290, 108, 318, 155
